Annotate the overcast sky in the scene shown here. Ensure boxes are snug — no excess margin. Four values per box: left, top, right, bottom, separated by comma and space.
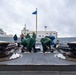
0, 0, 76, 37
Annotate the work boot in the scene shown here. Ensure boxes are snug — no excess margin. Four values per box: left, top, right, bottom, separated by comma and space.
43, 50, 46, 53
34, 50, 37, 53
21, 48, 25, 53
50, 49, 54, 53
21, 50, 25, 53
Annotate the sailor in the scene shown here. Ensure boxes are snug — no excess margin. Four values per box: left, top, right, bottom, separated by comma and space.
32, 32, 36, 40
40, 37, 52, 53
13, 34, 18, 43
32, 32, 37, 52
20, 34, 24, 42
21, 37, 36, 53
25, 33, 30, 38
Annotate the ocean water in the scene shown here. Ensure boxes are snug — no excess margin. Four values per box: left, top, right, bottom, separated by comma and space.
0, 37, 21, 43
37, 37, 76, 44
0, 37, 76, 43
56, 37, 76, 43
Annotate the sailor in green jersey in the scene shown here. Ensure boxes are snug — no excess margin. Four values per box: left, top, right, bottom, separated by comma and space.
32, 32, 36, 40
25, 33, 30, 38
40, 37, 52, 53
21, 38, 36, 53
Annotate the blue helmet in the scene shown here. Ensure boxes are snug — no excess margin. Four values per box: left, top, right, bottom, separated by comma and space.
51, 36, 55, 40
51, 41, 55, 45
45, 36, 55, 40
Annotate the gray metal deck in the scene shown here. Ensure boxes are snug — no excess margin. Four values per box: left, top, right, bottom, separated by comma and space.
0, 52, 76, 71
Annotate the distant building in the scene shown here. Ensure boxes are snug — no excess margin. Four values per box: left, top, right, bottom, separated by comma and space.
26, 31, 57, 38
0, 28, 13, 37
21, 26, 58, 38
0, 28, 6, 36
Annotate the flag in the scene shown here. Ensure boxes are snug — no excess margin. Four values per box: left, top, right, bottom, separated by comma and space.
32, 10, 37, 15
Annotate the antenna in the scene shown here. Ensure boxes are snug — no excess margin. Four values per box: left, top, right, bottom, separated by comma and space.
44, 26, 47, 31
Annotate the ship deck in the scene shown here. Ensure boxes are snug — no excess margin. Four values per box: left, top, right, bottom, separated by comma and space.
0, 52, 76, 71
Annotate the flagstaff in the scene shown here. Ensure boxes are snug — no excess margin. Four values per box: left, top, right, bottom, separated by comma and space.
32, 8, 38, 38
36, 8, 37, 37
